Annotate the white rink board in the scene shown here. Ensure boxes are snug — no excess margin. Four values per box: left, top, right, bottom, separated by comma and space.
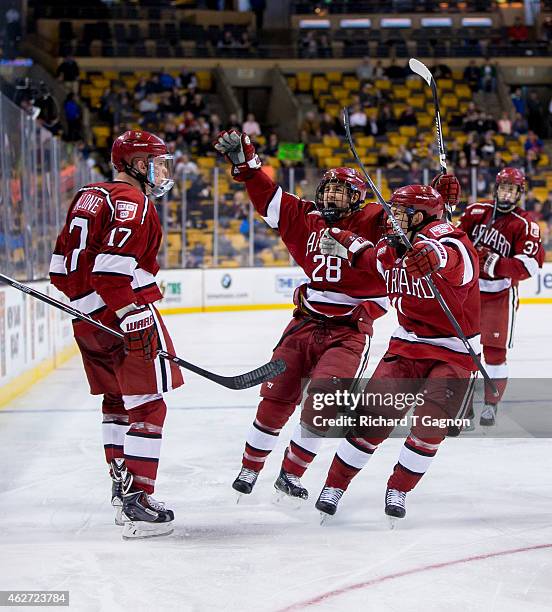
0, 306, 551, 611
158, 263, 552, 311
0, 282, 74, 387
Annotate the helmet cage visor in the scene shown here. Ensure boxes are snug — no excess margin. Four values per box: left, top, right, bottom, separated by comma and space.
147, 154, 175, 198
495, 182, 521, 212
315, 178, 361, 222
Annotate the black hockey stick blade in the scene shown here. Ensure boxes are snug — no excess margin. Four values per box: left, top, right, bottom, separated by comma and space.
0, 272, 286, 390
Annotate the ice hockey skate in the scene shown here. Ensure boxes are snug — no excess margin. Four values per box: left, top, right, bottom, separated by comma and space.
273, 468, 308, 509
120, 472, 174, 539
480, 403, 497, 426
232, 467, 259, 503
385, 487, 406, 529
315, 486, 344, 524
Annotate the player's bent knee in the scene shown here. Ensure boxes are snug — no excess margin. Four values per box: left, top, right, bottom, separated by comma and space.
483, 345, 507, 365
256, 398, 296, 431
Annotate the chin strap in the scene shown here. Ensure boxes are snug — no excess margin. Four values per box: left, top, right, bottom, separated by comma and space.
124, 162, 150, 194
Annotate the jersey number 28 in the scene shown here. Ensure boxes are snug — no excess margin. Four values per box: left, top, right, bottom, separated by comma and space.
312, 255, 342, 282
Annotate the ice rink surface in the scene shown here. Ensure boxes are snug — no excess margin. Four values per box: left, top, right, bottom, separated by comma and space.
1, 306, 551, 612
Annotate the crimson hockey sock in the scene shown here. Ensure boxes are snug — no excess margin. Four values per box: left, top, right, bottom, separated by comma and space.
124, 395, 167, 495
102, 393, 128, 464
387, 434, 441, 492
326, 437, 382, 490
281, 423, 324, 477
483, 347, 508, 405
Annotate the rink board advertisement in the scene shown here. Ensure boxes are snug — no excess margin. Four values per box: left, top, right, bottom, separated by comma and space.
156, 264, 552, 313
0, 281, 75, 396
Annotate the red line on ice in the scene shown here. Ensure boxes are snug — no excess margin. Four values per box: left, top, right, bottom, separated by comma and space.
278, 542, 552, 611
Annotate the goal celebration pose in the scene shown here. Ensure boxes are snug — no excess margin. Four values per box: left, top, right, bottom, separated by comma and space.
214, 129, 388, 500
458, 167, 544, 426
316, 182, 480, 521
49, 130, 182, 538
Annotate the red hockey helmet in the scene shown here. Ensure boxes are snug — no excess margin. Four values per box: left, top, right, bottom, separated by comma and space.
315, 167, 368, 222
387, 184, 444, 237
495, 166, 525, 212
111, 130, 174, 197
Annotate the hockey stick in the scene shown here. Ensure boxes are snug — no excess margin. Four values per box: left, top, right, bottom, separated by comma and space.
342, 108, 497, 396
409, 58, 447, 174
472, 203, 497, 248
0, 273, 286, 390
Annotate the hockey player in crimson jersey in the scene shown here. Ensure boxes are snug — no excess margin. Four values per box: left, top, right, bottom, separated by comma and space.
214, 129, 390, 500
315, 183, 480, 520
49, 130, 183, 538
458, 167, 544, 426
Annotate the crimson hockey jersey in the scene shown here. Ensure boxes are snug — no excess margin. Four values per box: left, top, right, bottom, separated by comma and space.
49, 181, 163, 334
354, 221, 481, 370
242, 169, 388, 333
458, 201, 544, 295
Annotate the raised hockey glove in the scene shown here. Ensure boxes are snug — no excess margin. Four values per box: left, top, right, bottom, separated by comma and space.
117, 304, 159, 361
319, 228, 373, 264
404, 239, 448, 278
431, 173, 461, 212
213, 129, 261, 179
477, 246, 499, 278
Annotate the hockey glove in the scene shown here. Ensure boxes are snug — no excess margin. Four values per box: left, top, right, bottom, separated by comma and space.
477, 246, 499, 278
404, 239, 448, 278
117, 304, 159, 361
431, 173, 460, 212
319, 228, 373, 264
213, 129, 261, 179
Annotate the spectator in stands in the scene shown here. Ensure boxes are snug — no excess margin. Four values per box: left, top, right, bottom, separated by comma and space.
300, 111, 320, 141
320, 111, 339, 136
490, 151, 506, 172
63, 93, 82, 142
242, 113, 262, 138
180, 70, 198, 91
483, 113, 498, 133
250, 0, 266, 30
227, 113, 241, 132
480, 133, 496, 161
509, 152, 525, 170
210, 113, 222, 136
398, 144, 414, 167
455, 156, 471, 194
524, 130, 544, 158
497, 111, 512, 135
56, 55, 80, 94
524, 189, 539, 212
431, 63, 452, 80
263, 133, 279, 157
134, 77, 148, 102
512, 112, 529, 136
188, 93, 206, 116
399, 105, 417, 127
300, 31, 319, 59
377, 144, 393, 168
526, 91, 545, 136
464, 134, 481, 166
159, 69, 176, 91
373, 60, 386, 80
349, 104, 367, 131
366, 111, 379, 136
356, 57, 374, 83
480, 59, 497, 94
217, 30, 238, 53
138, 93, 158, 116
146, 74, 163, 95
406, 160, 423, 184
541, 191, 552, 221
378, 103, 396, 134
175, 152, 199, 179
448, 141, 461, 166
508, 16, 529, 44
511, 88, 526, 116
385, 59, 406, 81
4, 5, 21, 59
463, 60, 480, 92
318, 34, 332, 58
